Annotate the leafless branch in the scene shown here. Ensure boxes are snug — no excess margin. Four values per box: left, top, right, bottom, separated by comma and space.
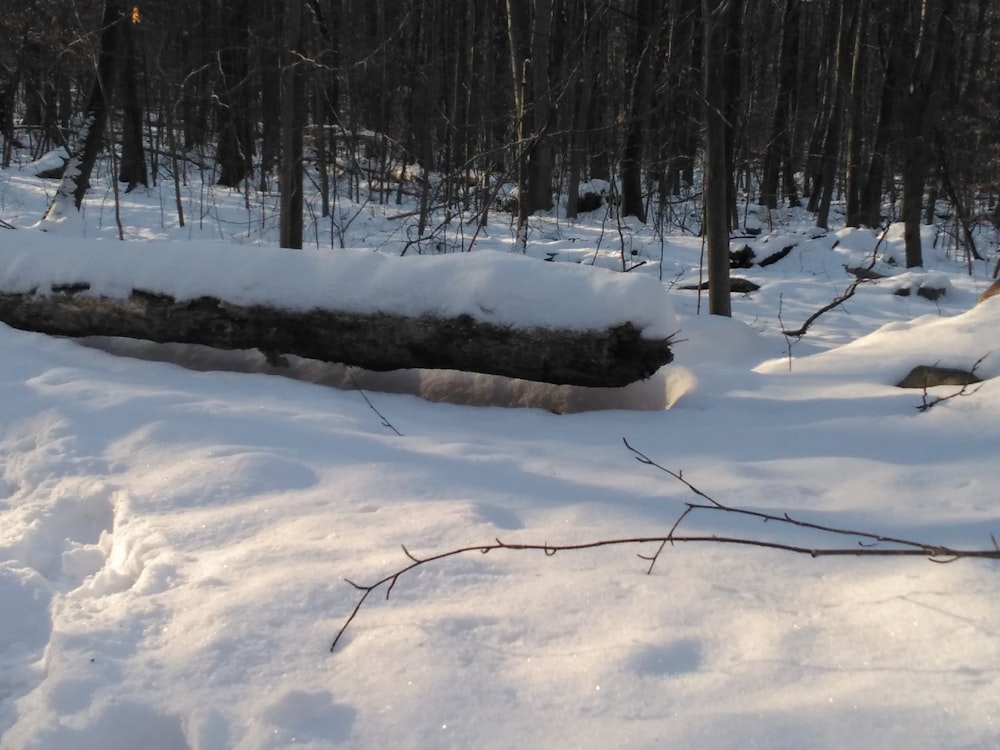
781, 275, 864, 337
781, 224, 890, 338
329, 439, 1000, 652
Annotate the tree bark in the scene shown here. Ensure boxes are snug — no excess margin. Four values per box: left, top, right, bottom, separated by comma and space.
621, 0, 659, 223
527, 0, 554, 213
215, 0, 253, 188
507, 0, 531, 226
843, 1, 867, 227
0, 288, 673, 388
117, 5, 147, 190
703, 0, 735, 317
761, 0, 801, 210
896, 0, 955, 267
279, 0, 305, 250
256, 0, 282, 193
814, 1, 856, 230
859, 23, 897, 229
43, 0, 122, 220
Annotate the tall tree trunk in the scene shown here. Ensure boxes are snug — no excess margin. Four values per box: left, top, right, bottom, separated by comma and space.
843, 2, 868, 228
761, 0, 800, 209
256, 0, 282, 192
621, 0, 659, 222
0, 66, 20, 169
118, 6, 147, 190
183, 0, 212, 150
305, 0, 343, 216
721, 0, 741, 230
527, 0, 554, 213
506, 0, 531, 226
565, 1, 600, 220
814, 1, 857, 230
507, 0, 554, 221
216, 0, 253, 188
703, 0, 735, 317
859, 25, 897, 229
279, 0, 305, 249
43, 0, 122, 220
896, 0, 955, 267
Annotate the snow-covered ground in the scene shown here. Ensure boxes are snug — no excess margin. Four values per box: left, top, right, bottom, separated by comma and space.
1, 161, 999, 749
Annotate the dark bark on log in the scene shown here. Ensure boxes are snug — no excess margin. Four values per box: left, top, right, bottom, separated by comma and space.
0, 287, 673, 388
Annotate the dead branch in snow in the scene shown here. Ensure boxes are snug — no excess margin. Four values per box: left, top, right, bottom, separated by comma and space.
781, 273, 865, 338
781, 225, 890, 338
329, 438, 1000, 652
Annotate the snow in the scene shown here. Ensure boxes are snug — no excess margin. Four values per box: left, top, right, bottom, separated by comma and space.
0, 234, 676, 339
1, 166, 999, 750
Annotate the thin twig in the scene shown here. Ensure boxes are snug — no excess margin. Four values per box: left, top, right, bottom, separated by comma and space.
781, 224, 889, 338
781, 275, 863, 337
345, 368, 402, 436
329, 439, 1000, 652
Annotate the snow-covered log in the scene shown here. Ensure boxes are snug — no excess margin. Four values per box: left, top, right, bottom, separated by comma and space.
0, 238, 676, 387
0, 286, 671, 387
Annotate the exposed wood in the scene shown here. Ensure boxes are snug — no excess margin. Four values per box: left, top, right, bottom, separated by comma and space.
680, 277, 760, 293
896, 365, 981, 389
977, 279, 1000, 304
0, 287, 673, 388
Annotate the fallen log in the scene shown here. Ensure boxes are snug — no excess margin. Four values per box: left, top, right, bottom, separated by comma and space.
0, 285, 672, 387
0, 238, 676, 387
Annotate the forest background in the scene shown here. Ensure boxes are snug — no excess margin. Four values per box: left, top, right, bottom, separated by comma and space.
2, 0, 998, 314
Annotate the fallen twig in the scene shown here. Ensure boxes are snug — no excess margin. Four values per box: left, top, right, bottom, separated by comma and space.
781, 225, 889, 338
329, 438, 1000, 652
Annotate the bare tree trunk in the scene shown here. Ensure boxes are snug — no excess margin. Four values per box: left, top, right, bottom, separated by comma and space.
1, 62, 21, 169
859, 30, 896, 229
256, 0, 282, 193
279, 0, 305, 250
43, 0, 122, 221
896, 0, 955, 267
528, 0, 554, 213
506, 0, 531, 227
182, 0, 212, 149
506, 0, 554, 222
703, 0, 735, 317
118, 6, 147, 190
216, 0, 253, 188
761, 0, 801, 210
721, 0, 741, 231
621, 0, 659, 223
814, 2, 856, 230
843, 2, 867, 228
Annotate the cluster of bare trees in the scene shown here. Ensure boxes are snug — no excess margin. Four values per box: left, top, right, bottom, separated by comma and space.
1, 1, 998, 305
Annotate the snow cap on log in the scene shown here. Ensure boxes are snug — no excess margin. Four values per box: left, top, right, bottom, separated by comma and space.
1, 233, 676, 339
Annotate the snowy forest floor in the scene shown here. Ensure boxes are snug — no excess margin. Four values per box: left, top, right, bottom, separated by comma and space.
1, 160, 999, 749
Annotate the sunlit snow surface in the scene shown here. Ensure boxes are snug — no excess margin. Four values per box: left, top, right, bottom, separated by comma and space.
1, 166, 999, 749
